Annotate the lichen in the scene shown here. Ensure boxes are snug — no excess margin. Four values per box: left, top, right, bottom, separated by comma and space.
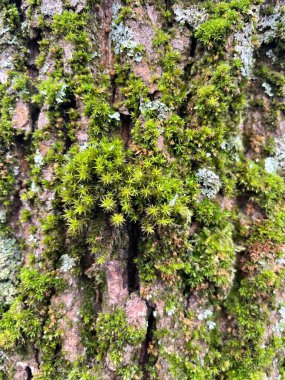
0, 0, 285, 378
0, 210, 6, 224
273, 306, 285, 334
60, 254, 76, 273
234, 22, 255, 77
274, 137, 285, 171
110, 2, 142, 62
266, 49, 277, 63
0, 349, 5, 370
221, 135, 243, 160
139, 99, 171, 119
262, 81, 274, 97
265, 137, 285, 173
40, 0, 63, 17
173, 4, 208, 29
34, 148, 44, 167
196, 168, 221, 198
265, 156, 278, 173
0, 234, 21, 304
258, 6, 283, 44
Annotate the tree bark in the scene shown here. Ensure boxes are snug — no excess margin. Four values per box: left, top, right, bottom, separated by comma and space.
0, 0, 285, 379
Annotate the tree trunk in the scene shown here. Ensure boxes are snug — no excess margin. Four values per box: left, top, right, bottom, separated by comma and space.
0, 0, 285, 379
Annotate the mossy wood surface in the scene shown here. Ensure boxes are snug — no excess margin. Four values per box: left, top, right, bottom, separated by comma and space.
0, 0, 285, 379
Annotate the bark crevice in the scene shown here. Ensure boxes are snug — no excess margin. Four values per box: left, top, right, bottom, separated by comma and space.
127, 222, 140, 293
25, 366, 33, 380
140, 305, 156, 378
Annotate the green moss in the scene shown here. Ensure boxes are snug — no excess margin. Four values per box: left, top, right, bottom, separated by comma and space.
249, 209, 285, 244
194, 198, 229, 227
157, 50, 187, 107
2, 5, 20, 30
195, 0, 252, 47
59, 137, 191, 237
196, 17, 234, 45
117, 6, 133, 22
238, 161, 284, 213
0, 267, 63, 350
0, 0, 283, 377
115, 65, 149, 113
257, 65, 285, 97
152, 29, 171, 48
165, 352, 211, 380
52, 11, 87, 44
188, 224, 236, 290
0, 71, 31, 206
33, 77, 69, 109
96, 308, 144, 374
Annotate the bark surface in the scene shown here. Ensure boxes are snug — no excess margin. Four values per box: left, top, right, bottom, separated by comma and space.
0, 0, 285, 379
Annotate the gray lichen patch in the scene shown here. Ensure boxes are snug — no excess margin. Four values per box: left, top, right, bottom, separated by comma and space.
265, 137, 285, 174
173, 3, 208, 29
139, 99, 171, 119
0, 12, 18, 83
258, 5, 284, 44
110, 1, 143, 62
40, 0, 63, 17
234, 21, 255, 78
0, 233, 21, 304
196, 168, 221, 198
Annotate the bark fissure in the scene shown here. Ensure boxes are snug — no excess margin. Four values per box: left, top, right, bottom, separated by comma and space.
127, 222, 140, 293
101, 0, 113, 68
25, 366, 33, 380
140, 305, 156, 377
120, 113, 132, 148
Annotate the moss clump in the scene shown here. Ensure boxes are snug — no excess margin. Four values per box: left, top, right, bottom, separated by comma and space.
96, 308, 145, 376
0, 267, 63, 350
59, 138, 191, 236
188, 224, 236, 291
52, 10, 87, 44
196, 0, 251, 46
238, 161, 284, 213
249, 209, 285, 244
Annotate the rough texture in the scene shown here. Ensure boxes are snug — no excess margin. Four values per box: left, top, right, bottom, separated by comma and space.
0, 0, 285, 379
